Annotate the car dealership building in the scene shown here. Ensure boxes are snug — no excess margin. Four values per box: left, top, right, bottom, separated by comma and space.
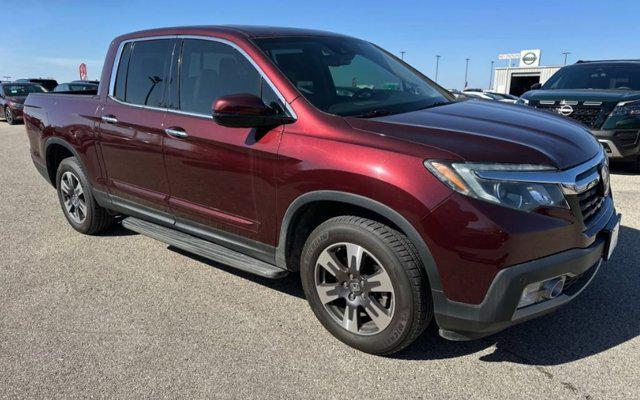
491, 50, 562, 96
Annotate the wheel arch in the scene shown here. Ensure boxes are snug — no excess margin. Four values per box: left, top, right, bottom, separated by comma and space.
276, 190, 443, 292
43, 137, 85, 188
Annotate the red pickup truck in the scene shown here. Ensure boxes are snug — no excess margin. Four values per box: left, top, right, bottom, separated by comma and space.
24, 26, 620, 355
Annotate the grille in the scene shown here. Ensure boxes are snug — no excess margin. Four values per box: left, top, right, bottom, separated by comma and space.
534, 104, 604, 128
577, 183, 605, 226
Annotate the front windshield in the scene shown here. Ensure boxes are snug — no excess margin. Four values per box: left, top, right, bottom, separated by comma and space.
253, 36, 451, 117
2, 84, 46, 96
543, 64, 640, 90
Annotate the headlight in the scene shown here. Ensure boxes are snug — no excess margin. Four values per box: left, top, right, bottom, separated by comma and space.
611, 99, 640, 116
515, 98, 529, 106
424, 161, 569, 212
7, 101, 23, 109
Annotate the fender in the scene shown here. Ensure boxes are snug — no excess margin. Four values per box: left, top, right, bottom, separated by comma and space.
275, 190, 443, 292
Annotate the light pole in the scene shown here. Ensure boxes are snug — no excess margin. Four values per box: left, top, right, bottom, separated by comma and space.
400, 51, 406, 60
489, 61, 494, 90
464, 58, 470, 88
562, 51, 571, 65
435, 55, 441, 83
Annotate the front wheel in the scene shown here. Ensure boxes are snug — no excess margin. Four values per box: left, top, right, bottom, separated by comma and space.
300, 216, 432, 355
5, 107, 16, 125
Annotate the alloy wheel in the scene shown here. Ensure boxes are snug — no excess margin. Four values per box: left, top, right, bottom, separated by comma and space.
314, 242, 395, 335
5, 108, 12, 124
60, 171, 87, 224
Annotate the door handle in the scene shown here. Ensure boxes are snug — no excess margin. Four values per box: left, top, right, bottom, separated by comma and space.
165, 127, 188, 139
101, 115, 118, 124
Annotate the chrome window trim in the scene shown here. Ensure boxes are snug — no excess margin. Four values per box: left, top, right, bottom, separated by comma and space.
475, 148, 607, 195
107, 34, 297, 120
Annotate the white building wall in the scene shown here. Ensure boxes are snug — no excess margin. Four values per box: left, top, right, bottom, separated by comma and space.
492, 66, 562, 93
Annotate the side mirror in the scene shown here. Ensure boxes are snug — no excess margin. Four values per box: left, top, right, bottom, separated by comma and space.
212, 93, 294, 128
530, 82, 542, 90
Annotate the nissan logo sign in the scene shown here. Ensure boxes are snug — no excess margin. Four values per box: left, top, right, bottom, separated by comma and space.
559, 104, 574, 116
522, 52, 537, 65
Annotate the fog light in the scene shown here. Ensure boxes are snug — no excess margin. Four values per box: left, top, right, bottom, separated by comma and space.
517, 276, 566, 309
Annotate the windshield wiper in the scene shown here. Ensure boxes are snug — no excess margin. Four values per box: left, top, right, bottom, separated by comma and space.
349, 109, 393, 119
419, 101, 450, 110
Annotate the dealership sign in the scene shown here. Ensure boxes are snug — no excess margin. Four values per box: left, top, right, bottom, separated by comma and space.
79, 63, 87, 81
519, 49, 541, 67
498, 53, 520, 60
499, 50, 542, 67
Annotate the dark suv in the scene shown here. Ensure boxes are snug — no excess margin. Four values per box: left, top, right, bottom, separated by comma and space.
519, 60, 640, 169
24, 26, 620, 354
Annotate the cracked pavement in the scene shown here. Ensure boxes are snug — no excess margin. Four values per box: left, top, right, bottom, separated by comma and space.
1, 123, 639, 399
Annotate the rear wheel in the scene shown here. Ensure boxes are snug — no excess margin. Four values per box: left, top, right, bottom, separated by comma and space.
56, 157, 114, 234
300, 216, 431, 355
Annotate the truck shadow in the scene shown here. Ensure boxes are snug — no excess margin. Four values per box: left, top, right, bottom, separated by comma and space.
610, 161, 638, 175
167, 247, 306, 299
168, 225, 639, 366
396, 224, 640, 366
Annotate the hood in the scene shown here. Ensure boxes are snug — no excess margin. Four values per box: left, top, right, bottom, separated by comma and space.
345, 99, 601, 170
522, 89, 640, 104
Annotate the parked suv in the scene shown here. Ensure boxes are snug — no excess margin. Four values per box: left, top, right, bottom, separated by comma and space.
24, 26, 620, 354
519, 60, 640, 169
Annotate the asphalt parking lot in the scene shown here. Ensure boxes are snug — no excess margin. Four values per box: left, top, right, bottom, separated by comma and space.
1, 122, 638, 399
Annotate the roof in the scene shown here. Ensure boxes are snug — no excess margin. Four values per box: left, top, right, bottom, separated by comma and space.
122, 25, 354, 40
575, 59, 640, 64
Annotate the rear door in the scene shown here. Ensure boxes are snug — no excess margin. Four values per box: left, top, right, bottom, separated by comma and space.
162, 38, 291, 245
98, 38, 178, 214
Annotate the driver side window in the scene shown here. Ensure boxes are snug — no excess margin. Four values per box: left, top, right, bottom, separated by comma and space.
178, 39, 285, 116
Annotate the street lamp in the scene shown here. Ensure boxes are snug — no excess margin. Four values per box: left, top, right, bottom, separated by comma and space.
562, 51, 571, 65
435, 55, 441, 83
400, 51, 406, 60
464, 58, 470, 88
489, 61, 494, 90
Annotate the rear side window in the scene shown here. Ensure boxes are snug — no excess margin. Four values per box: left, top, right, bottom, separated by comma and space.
178, 39, 262, 115
113, 42, 132, 101
113, 39, 175, 107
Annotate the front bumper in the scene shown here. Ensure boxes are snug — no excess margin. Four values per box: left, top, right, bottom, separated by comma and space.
434, 211, 620, 341
593, 129, 640, 160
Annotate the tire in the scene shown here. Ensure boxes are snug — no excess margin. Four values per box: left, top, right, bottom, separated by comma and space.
300, 216, 432, 355
55, 157, 114, 234
5, 107, 16, 125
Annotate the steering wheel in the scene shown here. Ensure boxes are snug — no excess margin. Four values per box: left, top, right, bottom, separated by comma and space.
353, 87, 374, 99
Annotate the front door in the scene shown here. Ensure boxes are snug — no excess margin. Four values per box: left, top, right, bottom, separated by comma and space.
98, 38, 178, 214
162, 38, 290, 245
